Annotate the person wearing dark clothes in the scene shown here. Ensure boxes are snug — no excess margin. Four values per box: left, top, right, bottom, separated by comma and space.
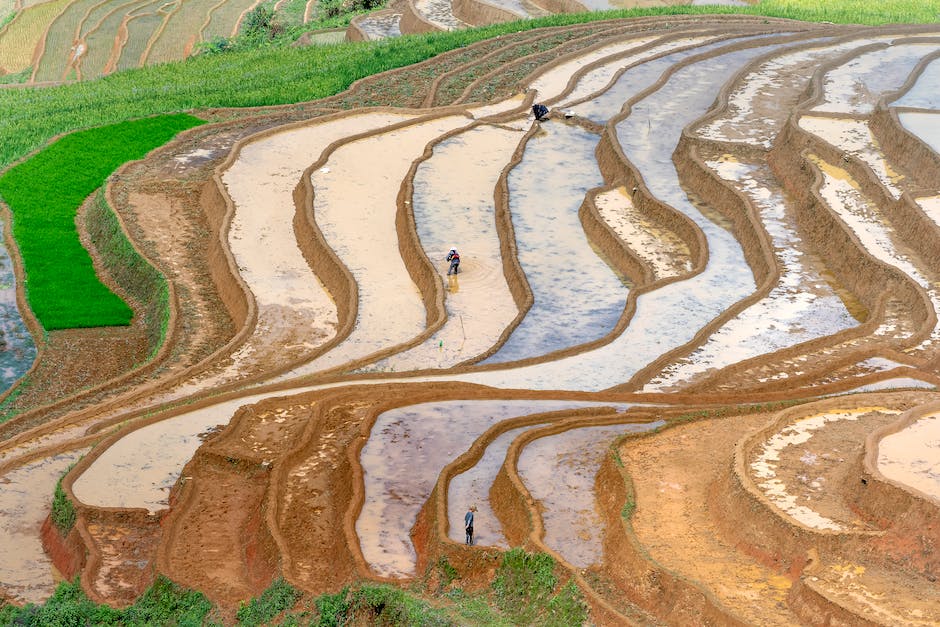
532, 103, 549, 121
465, 505, 476, 545
447, 249, 460, 275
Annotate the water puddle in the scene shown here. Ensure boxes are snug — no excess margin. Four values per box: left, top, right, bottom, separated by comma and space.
0, 217, 36, 395
892, 55, 940, 110
917, 195, 940, 227
71, 397, 258, 512
643, 156, 858, 392
364, 124, 523, 372
898, 111, 940, 156
446, 424, 541, 547
455, 39, 793, 390
697, 36, 891, 148
413, 0, 464, 31
557, 36, 720, 111
751, 408, 897, 530
799, 116, 905, 199
466, 94, 527, 120
0, 449, 87, 603
837, 377, 935, 395
527, 35, 661, 102
356, 13, 401, 40
878, 410, 940, 503
594, 186, 692, 281
356, 399, 633, 577
481, 123, 628, 364
573, 34, 775, 124
177, 113, 412, 393
276, 115, 472, 379
811, 43, 937, 115
516, 421, 661, 567
810, 154, 940, 351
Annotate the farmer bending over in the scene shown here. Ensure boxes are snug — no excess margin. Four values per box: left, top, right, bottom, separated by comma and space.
447, 249, 460, 275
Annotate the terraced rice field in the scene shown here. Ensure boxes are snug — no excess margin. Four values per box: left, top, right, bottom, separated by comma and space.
3, 14, 940, 625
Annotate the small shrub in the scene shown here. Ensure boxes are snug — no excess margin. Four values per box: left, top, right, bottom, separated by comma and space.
436, 556, 459, 590
314, 588, 349, 626
120, 575, 212, 625
50, 469, 76, 535
349, 584, 452, 626
545, 581, 588, 626
492, 548, 556, 623
236, 577, 302, 625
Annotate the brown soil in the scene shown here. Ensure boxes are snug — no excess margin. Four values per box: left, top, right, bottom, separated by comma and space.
2, 16, 940, 627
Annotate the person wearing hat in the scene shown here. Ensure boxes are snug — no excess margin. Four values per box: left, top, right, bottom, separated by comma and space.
446, 248, 461, 275
464, 505, 477, 545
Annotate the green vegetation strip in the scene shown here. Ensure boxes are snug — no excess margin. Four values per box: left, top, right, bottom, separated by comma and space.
0, 114, 204, 330
87, 190, 171, 355
50, 466, 76, 535
1, 1, 937, 171
0, 576, 212, 626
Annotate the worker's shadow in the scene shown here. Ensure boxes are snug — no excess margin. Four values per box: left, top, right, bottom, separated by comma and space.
447, 274, 459, 293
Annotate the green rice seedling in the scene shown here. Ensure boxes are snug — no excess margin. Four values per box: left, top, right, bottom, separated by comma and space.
0, 113, 204, 330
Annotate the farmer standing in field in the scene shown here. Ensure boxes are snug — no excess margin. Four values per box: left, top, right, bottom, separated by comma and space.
465, 505, 476, 545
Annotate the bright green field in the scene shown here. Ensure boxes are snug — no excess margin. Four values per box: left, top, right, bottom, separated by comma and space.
0, 114, 204, 330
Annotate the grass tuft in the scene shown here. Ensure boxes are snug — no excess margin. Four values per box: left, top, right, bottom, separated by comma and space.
235, 577, 303, 625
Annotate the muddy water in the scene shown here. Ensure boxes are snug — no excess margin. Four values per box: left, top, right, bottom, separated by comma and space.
878, 411, 940, 503
458, 40, 791, 390
594, 186, 692, 281
357, 13, 400, 39
465, 95, 528, 120
811, 43, 937, 115
0, 450, 86, 603
71, 396, 261, 512
643, 156, 858, 392
0, 218, 35, 393
697, 37, 893, 148
275, 115, 472, 379
892, 56, 940, 109
898, 111, 940, 155
365, 124, 523, 372
413, 0, 464, 31
481, 123, 627, 364
517, 421, 661, 567
573, 35, 772, 124
446, 424, 541, 547
356, 399, 633, 577
751, 408, 896, 530
171, 113, 413, 395
811, 155, 940, 351
799, 116, 905, 199
839, 377, 936, 394
527, 36, 660, 102
918, 196, 940, 227
558, 36, 719, 110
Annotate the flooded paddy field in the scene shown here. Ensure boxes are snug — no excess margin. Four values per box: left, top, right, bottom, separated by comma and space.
4, 16, 940, 626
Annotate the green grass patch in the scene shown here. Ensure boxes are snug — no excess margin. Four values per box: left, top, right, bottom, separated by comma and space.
235, 577, 302, 625
0, 576, 211, 626
306, 583, 452, 626
50, 465, 76, 535
0, 114, 204, 330
87, 190, 170, 356
0, 2, 936, 171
